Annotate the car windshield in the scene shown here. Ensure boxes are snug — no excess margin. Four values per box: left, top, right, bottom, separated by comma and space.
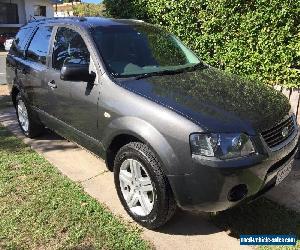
92, 24, 201, 77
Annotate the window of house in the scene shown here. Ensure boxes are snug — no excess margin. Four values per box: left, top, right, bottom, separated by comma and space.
27, 26, 53, 65
52, 27, 90, 71
34, 5, 47, 17
0, 3, 19, 24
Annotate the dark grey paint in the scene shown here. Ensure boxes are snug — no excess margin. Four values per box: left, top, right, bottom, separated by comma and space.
6, 17, 299, 212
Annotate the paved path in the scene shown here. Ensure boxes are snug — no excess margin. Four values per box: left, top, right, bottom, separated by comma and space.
0, 84, 8, 95
0, 53, 7, 85
0, 107, 250, 250
267, 162, 300, 213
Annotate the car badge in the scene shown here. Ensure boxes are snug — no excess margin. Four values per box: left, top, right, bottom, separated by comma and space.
281, 127, 289, 138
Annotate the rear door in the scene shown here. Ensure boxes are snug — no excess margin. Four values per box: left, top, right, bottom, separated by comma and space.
6, 27, 35, 97
22, 25, 53, 110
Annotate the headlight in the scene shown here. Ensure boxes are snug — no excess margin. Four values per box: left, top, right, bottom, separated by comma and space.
190, 133, 255, 160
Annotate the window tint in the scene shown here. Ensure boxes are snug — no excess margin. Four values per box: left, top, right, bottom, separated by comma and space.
92, 25, 199, 77
10, 27, 33, 57
27, 26, 53, 65
52, 27, 90, 71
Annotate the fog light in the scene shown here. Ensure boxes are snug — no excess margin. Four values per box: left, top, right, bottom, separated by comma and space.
228, 184, 248, 202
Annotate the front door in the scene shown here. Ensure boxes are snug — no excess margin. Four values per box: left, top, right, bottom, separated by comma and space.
45, 26, 100, 150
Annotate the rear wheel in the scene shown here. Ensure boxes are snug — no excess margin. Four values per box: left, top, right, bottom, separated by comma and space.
15, 93, 44, 138
114, 142, 176, 229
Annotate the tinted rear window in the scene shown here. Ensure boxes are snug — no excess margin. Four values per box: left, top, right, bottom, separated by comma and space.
27, 26, 53, 65
10, 27, 34, 57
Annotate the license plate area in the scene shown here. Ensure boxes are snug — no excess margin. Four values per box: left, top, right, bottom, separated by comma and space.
275, 161, 293, 186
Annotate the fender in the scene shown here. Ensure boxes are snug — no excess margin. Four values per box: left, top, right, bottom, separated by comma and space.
8, 57, 28, 103
10, 80, 28, 105
102, 116, 183, 175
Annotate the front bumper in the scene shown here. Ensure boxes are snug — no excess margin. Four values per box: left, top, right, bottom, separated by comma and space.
168, 129, 299, 212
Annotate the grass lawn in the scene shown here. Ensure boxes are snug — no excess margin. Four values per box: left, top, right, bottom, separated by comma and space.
211, 197, 300, 249
0, 125, 150, 249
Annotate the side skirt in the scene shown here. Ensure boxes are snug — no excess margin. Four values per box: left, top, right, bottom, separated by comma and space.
32, 107, 106, 161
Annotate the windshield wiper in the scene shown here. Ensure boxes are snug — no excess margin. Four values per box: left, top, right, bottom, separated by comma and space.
185, 62, 207, 72
135, 62, 207, 80
135, 68, 185, 80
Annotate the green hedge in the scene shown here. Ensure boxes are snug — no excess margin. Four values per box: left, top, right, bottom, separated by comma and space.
104, 0, 300, 87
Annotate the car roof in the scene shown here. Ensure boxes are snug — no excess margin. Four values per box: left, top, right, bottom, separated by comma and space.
25, 17, 150, 30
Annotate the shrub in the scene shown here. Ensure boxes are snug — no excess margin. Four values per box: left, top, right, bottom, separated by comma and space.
104, 0, 300, 87
73, 3, 106, 17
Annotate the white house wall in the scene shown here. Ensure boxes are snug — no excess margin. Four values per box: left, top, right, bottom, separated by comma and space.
0, 0, 54, 27
0, 0, 54, 34
24, 0, 54, 22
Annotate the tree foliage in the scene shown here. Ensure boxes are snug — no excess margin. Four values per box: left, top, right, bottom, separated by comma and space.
104, 0, 300, 87
73, 3, 106, 17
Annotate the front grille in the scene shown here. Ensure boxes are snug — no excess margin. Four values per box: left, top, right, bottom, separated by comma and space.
261, 116, 295, 148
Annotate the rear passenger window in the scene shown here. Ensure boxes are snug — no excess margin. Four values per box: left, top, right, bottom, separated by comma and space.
52, 27, 90, 71
27, 26, 53, 65
10, 27, 33, 57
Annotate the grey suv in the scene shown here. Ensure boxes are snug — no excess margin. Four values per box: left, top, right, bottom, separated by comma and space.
6, 17, 299, 229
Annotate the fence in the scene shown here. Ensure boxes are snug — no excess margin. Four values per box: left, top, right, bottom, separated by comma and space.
274, 86, 300, 124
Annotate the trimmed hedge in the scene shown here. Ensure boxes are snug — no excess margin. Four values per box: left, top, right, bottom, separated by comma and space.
104, 0, 300, 87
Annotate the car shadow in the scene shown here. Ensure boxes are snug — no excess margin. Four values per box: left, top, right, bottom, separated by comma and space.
0, 108, 78, 153
157, 209, 219, 235
156, 197, 299, 238
30, 129, 79, 153
0, 95, 12, 109
209, 197, 299, 239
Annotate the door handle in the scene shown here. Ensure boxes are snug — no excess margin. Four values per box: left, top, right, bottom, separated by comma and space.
48, 80, 57, 89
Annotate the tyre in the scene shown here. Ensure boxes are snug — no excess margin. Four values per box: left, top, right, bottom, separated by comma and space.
114, 142, 176, 229
15, 93, 44, 138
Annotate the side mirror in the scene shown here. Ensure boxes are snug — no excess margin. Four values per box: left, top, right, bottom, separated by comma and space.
60, 62, 96, 83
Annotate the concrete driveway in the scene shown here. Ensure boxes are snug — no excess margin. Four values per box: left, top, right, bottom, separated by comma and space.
0, 52, 7, 85
0, 105, 250, 250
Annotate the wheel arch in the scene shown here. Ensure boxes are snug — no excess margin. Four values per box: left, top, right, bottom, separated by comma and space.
103, 117, 181, 175
11, 85, 20, 106
106, 133, 143, 172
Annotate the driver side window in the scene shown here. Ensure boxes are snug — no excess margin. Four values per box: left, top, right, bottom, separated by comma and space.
52, 27, 90, 71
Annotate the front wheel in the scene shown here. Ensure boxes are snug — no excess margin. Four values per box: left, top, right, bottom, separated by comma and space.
114, 142, 176, 229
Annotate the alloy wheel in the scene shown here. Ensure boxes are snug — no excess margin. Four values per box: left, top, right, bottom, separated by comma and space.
119, 158, 155, 216
17, 99, 29, 133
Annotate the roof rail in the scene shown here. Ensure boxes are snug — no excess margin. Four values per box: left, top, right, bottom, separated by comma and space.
28, 16, 87, 24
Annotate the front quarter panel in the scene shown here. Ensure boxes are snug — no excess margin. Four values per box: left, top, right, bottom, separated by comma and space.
6, 54, 17, 93
98, 74, 201, 175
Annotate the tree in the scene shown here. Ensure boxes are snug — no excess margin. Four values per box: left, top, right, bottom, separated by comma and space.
63, 0, 80, 3
72, 3, 106, 17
